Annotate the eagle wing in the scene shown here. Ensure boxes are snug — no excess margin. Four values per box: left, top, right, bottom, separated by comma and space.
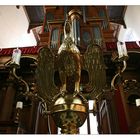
36, 47, 59, 105
82, 43, 106, 97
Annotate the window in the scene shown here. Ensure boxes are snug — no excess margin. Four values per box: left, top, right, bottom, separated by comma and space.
93, 26, 101, 39
50, 28, 59, 49
44, 12, 54, 32
92, 26, 102, 46
98, 9, 109, 30
82, 31, 91, 46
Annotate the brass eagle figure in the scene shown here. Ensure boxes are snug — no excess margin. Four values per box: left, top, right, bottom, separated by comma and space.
57, 19, 81, 96
36, 19, 106, 105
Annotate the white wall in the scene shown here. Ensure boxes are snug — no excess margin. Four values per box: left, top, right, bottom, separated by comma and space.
0, 6, 37, 48
125, 5, 140, 38
118, 6, 140, 43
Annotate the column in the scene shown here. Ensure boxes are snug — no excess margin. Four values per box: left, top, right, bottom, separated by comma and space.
68, 9, 81, 47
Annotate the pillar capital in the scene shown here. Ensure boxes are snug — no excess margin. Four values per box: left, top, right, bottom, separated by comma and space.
68, 9, 82, 21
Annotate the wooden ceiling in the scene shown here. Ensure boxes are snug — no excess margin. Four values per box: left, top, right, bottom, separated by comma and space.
24, 6, 44, 33
24, 6, 126, 32
108, 6, 126, 27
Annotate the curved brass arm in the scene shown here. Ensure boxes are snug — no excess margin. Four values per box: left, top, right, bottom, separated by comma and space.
4, 55, 37, 66
21, 55, 38, 63
121, 60, 127, 73
13, 65, 49, 105
111, 60, 127, 90
12, 67, 29, 93
111, 73, 120, 90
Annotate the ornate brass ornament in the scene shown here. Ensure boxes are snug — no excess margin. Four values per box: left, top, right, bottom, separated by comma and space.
36, 35, 106, 101
111, 43, 128, 90
51, 95, 88, 134
36, 18, 106, 134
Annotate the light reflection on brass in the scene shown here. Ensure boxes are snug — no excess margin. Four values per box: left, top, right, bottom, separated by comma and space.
52, 103, 87, 113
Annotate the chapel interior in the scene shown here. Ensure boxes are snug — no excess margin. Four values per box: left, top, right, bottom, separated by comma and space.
0, 5, 140, 134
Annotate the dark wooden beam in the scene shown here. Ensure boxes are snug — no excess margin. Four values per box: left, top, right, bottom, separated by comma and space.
27, 22, 43, 33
